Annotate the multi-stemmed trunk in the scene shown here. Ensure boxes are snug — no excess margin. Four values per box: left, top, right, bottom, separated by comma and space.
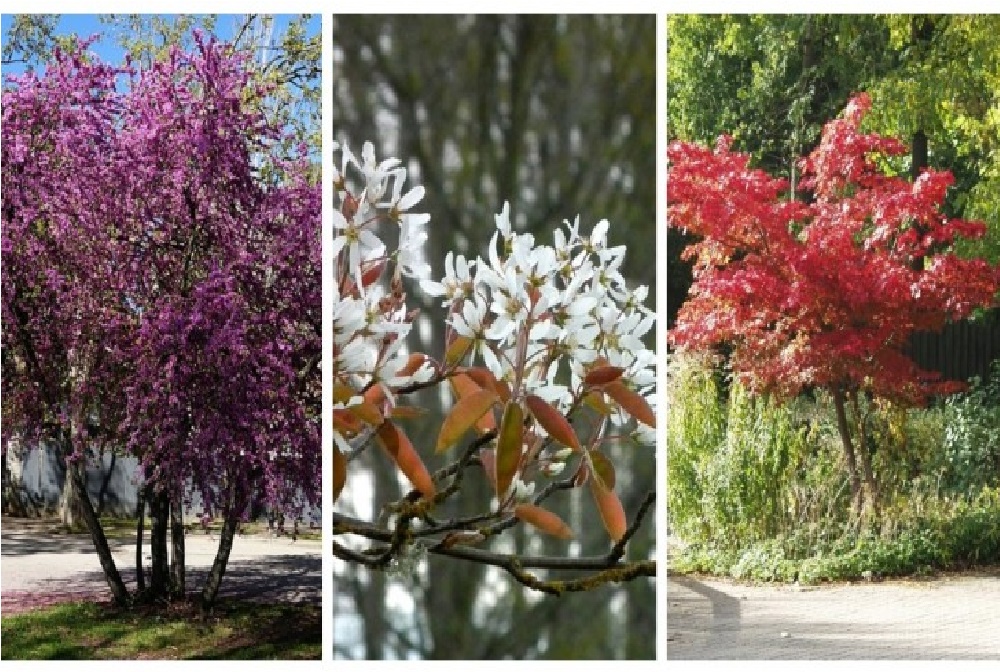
201, 481, 242, 611
148, 490, 171, 597
60, 431, 130, 606
832, 386, 880, 518
170, 498, 186, 598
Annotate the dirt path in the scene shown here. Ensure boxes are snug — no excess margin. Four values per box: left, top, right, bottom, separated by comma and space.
1, 518, 321, 615
668, 570, 1000, 659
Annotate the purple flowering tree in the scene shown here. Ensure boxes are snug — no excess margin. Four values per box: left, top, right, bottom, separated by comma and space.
2, 35, 320, 608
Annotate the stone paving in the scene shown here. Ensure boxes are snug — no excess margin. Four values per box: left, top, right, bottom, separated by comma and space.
668, 569, 1000, 659
1, 517, 321, 615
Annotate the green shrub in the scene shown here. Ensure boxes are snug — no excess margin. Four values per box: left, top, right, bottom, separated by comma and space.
668, 357, 1000, 583
666, 352, 726, 541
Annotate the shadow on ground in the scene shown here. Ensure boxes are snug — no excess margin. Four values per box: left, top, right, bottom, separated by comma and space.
1, 529, 133, 556
3, 555, 320, 615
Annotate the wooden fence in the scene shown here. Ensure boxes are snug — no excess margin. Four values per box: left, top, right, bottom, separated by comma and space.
908, 309, 1000, 385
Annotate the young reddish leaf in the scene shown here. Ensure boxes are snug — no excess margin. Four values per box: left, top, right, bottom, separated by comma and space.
514, 503, 574, 540
360, 258, 387, 288
573, 461, 590, 488
479, 448, 497, 493
376, 421, 436, 499
495, 400, 524, 498
525, 394, 581, 452
348, 401, 384, 427
445, 334, 473, 366
436, 388, 498, 453
332, 443, 347, 505
363, 383, 386, 408
396, 353, 428, 378
584, 365, 625, 387
332, 409, 362, 435
495, 378, 513, 403
589, 479, 627, 542
450, 372, 481, 397
450, 374, 496, 433
463, 367, 512, 403
605, 381, 656, 428
589, 450, 616, 491
465, 366, 500, 395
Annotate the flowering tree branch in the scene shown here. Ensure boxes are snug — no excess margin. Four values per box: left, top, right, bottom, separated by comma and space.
331, 141, 657, 594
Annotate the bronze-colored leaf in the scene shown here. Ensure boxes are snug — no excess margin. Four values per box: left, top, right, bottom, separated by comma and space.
573, 461, 591, 488
332, 443, 347, 505
605, 381, 656, 428
363, 383, 386, 408
525, 394, 581, 452
436, 388, 498, 453
332, 409, 361, 435
584, 365, 625, 387
348, 401, 384, 427
396, 353, 428, 378
445, 334, 473, 366
479, 448, 497, 494
589, 450, 616, 491
514, 503, 574, 540
376, 421, 436, 499
390, 405, 426, 420
590, 480, 627, 542
583, 390, 613, 415
465, 366, 500, 395
495, 400, 524, 498
332, 382, 356, 404
450, 374, 495, 433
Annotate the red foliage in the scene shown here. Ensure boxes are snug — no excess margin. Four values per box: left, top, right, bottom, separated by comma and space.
668, 93, 1000, 405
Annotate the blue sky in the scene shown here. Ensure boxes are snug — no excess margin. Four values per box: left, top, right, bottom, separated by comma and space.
1, 14, 320, 77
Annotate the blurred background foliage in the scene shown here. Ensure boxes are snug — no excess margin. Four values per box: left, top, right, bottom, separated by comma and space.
331, 15, 656, 660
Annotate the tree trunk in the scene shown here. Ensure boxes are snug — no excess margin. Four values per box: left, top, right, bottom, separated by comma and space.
201, 485, 241, 610
851, 391, 880, 517
58, 452, 86, 529
95, 450, 116, 518
135, 487, 146, 594
66, 454, 130, 605
832, 387, 863, 513
170, 497, 186, 598
148, 489, 170, 597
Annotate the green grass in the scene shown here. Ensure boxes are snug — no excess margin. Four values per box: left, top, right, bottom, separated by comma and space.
1, 601, 321, 660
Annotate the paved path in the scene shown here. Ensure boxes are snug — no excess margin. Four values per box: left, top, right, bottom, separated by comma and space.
668, 570, 1000, 659
1, 518, 321, 615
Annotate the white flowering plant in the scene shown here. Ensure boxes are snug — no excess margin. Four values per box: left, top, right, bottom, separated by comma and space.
331, 141, 656, 593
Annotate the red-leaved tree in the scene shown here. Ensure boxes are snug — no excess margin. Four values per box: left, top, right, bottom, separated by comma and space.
2, 35, 319, 608
668, 93, 1000, 514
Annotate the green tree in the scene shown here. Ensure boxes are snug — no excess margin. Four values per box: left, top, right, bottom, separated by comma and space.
668, 15, 1000, 319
